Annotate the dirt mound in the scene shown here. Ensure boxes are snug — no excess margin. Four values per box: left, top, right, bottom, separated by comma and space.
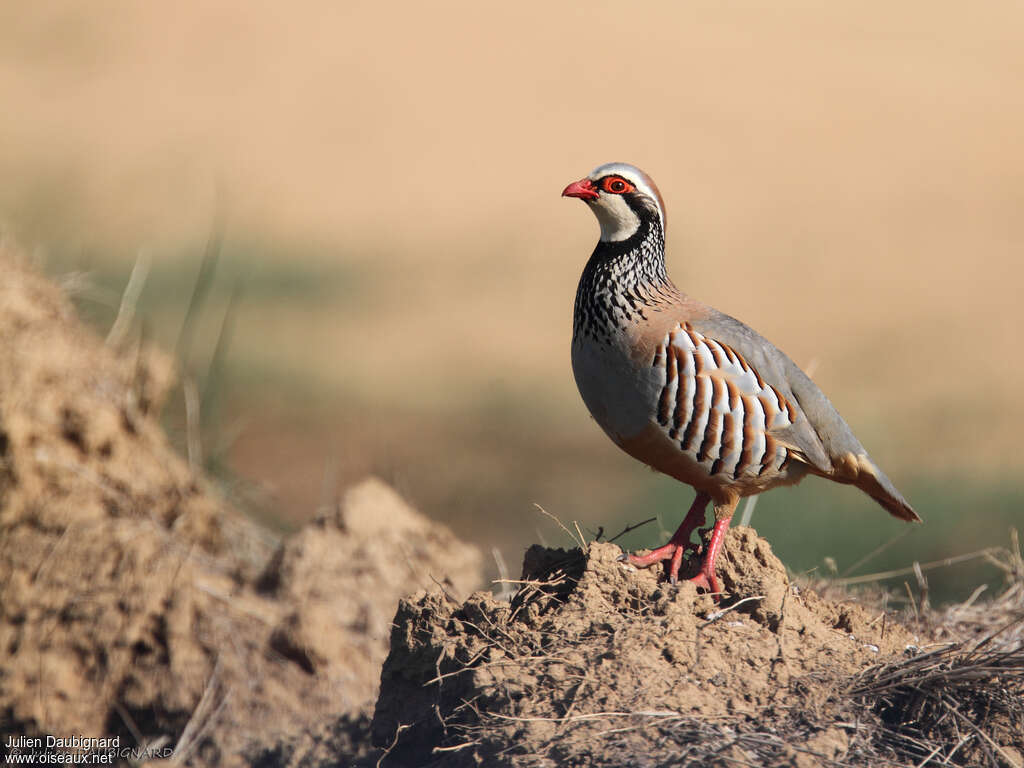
0, 249, 221, 551
0, 248, 482, 764
369, 533, 1024, 768
257, 477, 483, 712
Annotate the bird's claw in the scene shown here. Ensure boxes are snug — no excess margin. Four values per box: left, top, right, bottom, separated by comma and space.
620, 539, 723, 600
688, 570, 722, 597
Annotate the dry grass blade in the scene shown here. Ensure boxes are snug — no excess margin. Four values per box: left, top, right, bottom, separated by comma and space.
737, 493, 758, 527
533, 503, 588, 552
105, 249, 151, 349
171, 658, 231, 766
486, 709, 683, 723
925, 531, 1024, 650
184, 377, 203, 473
376, 724, 410, 768
847, 614, 1024, 768
831, 548, 1003, 587
840, 528, 914, 578
491, 546, 512, 600
175, 211, 224, 363
605, 516, 657, 544
198, 279, 241, 468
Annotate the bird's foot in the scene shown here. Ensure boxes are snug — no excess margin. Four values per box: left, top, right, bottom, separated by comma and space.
621, 541, 695, 570
619, 542, 703, 583
619, 543, 722, 600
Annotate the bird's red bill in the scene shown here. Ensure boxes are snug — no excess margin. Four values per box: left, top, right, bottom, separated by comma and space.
562, 178, 599, 201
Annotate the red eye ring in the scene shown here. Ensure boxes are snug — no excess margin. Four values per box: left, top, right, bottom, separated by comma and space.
601, 176, 634, 194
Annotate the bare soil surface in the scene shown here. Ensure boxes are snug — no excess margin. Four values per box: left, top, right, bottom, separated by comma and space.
0, 249, 1021, 767
366, 536, 1022, 767
369, 535, 902, 767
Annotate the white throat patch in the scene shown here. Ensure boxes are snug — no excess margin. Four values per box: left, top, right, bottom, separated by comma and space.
591, 195, 641, 242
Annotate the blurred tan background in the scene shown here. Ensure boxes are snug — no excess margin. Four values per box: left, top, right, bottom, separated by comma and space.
1, 1, 1021, 597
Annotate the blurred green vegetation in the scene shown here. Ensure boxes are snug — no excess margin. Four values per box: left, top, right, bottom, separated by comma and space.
52, 241, 365, 331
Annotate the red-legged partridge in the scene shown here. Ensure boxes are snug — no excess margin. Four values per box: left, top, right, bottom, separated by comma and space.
563, 163, 919, 595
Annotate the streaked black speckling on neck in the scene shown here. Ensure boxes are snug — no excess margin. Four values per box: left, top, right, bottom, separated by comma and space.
573, 217, 676, 347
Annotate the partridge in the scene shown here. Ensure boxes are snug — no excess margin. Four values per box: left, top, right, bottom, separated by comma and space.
563, 163, 919, 595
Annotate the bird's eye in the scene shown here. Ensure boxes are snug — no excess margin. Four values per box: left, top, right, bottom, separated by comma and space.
602, 176, 633, 194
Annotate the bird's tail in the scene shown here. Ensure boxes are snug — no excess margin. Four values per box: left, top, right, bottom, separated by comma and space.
851, 455, 920, 522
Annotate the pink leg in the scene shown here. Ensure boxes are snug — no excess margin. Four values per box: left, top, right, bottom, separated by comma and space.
688, 516, 732, 596
625, 493, 710, 582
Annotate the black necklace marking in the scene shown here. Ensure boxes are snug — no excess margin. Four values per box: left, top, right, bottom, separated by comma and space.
572, 208, 676, 347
